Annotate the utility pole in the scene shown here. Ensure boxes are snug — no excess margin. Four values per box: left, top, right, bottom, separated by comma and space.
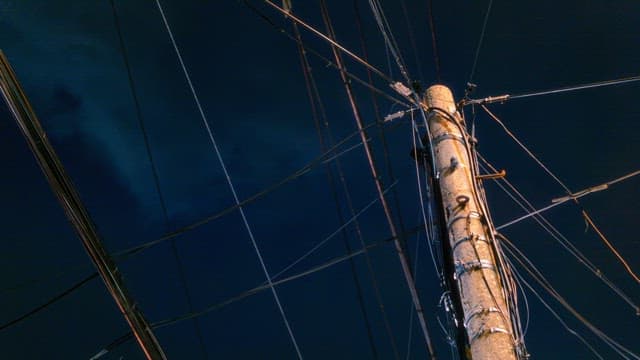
0, 51, 167, 360
423, 85, 517, 360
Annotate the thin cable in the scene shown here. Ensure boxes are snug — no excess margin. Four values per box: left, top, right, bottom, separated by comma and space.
509, 75, 640, 100
482, 105, 640, 285
154, 1, 302, 357
501, 236, 640, 359
270, 180, 397, 281
398, 0, 425, 81
496, 168, 640, 231
468, 0, 493, 82
0, 273, 98, 331
240, 0, 410, 109
478, 155, 639, 313
500, 249, 605, 360
260, 0, 393, 83
115, 122, 376, 258
109, 1, 208, 357
322, 2, 436, 357
292, 11, 383, 357
91, 228, 422, 359
425, 0, 442, 81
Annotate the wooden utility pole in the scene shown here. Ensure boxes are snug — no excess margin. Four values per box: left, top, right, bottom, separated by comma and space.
423, 85, 517, 360
0, 51, 167, 360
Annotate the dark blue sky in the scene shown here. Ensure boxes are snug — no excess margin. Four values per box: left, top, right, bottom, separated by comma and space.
1, 1, 639, 359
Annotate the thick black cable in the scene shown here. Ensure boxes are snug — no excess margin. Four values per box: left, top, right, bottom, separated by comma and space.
292, 10, 380, 358
109, 1, 208, 357
425, 0, 442, 82
240, 0, 409, 108
91, 228, 422, 359
468, 0, 493, 82
324, 2, 436, 358
114, 121, 377, 258
508, 74, 640, 100
0, 273, 99, 332
398, 0, 425, 81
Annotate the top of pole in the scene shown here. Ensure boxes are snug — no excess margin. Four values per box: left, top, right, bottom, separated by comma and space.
424, 84, 457, 113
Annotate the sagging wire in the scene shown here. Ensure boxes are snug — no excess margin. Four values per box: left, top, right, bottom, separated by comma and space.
500, 234, 640, 360
478, 155, 639, 314
480, 105, 640, 285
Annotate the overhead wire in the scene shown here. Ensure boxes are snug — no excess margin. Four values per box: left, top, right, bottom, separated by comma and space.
424, 0, 442, 81
508, 75, 640, 100
260, 0, 394, 83
292, 4, 391, 356
0, 273, 98, 332
154, 1, 302, 357
468, 0, 494, 83
115, 122, 377, 258
91, 226, 423, 359
398, 0, 425, 81
240, 0, 410, 109
499, 244, 605, 360
481, 105, 640, 285
477, 154, 639, 313
500, 234, 640, 359
495, 169, 640, 231
352, 0, 435, 358
108, 1, 208, 357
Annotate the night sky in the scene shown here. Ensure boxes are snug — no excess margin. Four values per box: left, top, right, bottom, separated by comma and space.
1, 1, 639, 359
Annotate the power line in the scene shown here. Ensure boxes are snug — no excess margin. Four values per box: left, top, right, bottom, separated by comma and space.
481, 105, 640, 286
468, 0, 494, 82
91, 227, 422, 359
260, 0, 393, 83
324, 2, 437, 357
0, 273, 98, 331
424, 0, 442, 81
495, 169, 640, 231
154, 1, 302, 357
108, 1, 208, 357
114, 122, 377, 258
478, 155, 639, 314
501, 235, 640, 359
509, 75, 640, 100
292, 10, 381, 356
240, 0, 410, 109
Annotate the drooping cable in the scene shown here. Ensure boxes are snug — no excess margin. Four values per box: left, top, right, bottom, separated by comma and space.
0, 273, 98, 331
481, 105, 640, 285
501, 235, 640, 359
424, 0, 442, 81
508, 75, 640, 100
468, 0, 493, 82
91, 226, 423, 359
322, 2, 437, 357
291, 7, 386, 356
260, 0, 393, 83
495, 169, 640, 231
154, 1, 302, 357
353, 0, 413, 273
116, 122, 377, 258
240, 0, 410, 109
108, 1, 208, 357
499, 246, 605, 360
398, 0, 425, 81
478, 154, 639, 313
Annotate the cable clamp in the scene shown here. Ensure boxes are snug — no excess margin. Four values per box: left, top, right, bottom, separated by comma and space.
470, 326, 511, 343
454, 259, 495, 278
451, 234, 489, 253
462, 94, 511, 106
390, 82, 413, 97
464, 306, 502, 328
